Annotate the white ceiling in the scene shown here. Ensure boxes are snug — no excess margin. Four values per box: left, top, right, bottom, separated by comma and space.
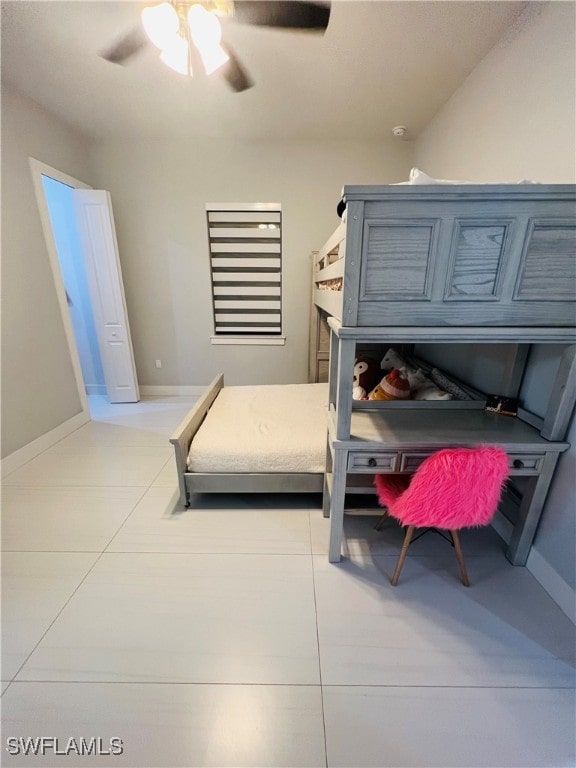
1, 0, 526, 140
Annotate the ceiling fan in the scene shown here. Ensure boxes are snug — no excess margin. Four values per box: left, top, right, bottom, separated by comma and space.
101, 1, 331, 92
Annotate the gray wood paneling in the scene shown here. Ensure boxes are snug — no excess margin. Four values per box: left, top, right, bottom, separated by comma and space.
360, 220, 438, 300
514, 220, 576, 301
356, 302, 575, 326
541, 344, 576, 440
185, 473, 323, 494
445, 220, 511, 300
338, 409, 568, 452
341, 201, 364, 326
328, 318, 575, 343
170, 374, 224, 506
331, 187, 576, 328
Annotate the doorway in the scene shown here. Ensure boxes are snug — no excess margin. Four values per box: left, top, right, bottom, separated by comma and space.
30, 158, 139, 409
41, 174, 106, 397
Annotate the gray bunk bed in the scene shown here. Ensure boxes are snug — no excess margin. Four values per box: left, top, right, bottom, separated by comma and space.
171, 182, 575, 563
312, 183, 576, 564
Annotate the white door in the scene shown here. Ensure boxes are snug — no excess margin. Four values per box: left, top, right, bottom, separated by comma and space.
73, 189, 139, 403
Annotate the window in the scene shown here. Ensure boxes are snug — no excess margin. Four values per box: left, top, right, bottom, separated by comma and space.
206, 203, 283, 344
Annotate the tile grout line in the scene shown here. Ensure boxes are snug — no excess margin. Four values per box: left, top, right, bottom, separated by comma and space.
1, 681, 13, 697
3, 438, 172, 486
308, 507, 329, 768
0, 395, 197, 481
3, 484, 168, 489
0, 419, 91, 480
3, 441, 173, 482
6, 445, 175, 682
4, 680, 326, 687
100, 488, 157, 555
6, 403, 572, 716
2, 549, 316, 556
4, 402, 199, 685
3, 681, 574, 689
8, 549, 108, 684
101, 454, 179, 555
2, 436, 172, 464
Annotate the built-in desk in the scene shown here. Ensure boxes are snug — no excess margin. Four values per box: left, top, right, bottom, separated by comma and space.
313, 184, 575, 567
325, 408, 570, 566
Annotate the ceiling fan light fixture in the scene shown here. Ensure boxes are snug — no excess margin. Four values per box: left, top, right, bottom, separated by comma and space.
188, 4, 230, 74
160, 34, 190, 75
196, 43, 230, 75
141, 3, 180, 50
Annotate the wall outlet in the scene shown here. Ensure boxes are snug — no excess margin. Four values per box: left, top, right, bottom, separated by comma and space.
155, 359, 162, 369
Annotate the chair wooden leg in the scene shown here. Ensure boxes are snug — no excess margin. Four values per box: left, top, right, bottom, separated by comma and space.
374, 510, 389, 531
391, 525, 415, 586
450, 530, 470, 587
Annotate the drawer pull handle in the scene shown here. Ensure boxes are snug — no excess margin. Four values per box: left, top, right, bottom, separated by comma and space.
513, 459, 524, 469
368, 458, 377, 468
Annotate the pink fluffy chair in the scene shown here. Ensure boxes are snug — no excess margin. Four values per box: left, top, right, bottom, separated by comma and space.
374, 447, 509, 586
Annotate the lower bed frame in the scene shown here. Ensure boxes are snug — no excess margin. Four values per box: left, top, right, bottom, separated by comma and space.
169, 374, 324, 507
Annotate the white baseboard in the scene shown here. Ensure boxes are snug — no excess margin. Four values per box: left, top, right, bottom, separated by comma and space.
526, 548, 576, 624
493, 498, 574, 623
139, 385, 206, 397
1, 411, 89, 477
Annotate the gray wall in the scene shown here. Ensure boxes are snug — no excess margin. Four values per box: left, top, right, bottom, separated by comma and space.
1, 85, 94, 457
88, 137, 412, 387
1, 82, 411, 459
414, 2, 575, 183
413, 1, 576, 600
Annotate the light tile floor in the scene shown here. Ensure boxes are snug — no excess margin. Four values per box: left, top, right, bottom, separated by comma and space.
1, 395, 575, 767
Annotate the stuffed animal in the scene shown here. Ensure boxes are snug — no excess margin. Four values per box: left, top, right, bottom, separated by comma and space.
380, 347, 408, 373
412, 382, 452, 401
369, 368, 411, 401
353, 356, 380, 400
402, 365, 453, 400
402, 367, 428, 390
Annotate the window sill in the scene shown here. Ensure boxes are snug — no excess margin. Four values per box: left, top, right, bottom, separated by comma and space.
210, 335, 286, 346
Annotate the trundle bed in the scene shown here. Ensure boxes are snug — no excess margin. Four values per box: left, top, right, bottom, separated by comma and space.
170, 377, 328, 507
171, 182, 576, 567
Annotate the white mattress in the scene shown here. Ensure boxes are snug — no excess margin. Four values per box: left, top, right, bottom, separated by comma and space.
187, 383, 328, 473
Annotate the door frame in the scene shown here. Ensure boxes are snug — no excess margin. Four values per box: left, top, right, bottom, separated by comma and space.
29, 157, 93, 417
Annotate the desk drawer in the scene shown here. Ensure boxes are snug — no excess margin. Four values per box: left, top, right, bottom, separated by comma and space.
399, 452, 434, 472
399, 451, 545, 475
347, 451, 399, 473
507, 453, 544, 473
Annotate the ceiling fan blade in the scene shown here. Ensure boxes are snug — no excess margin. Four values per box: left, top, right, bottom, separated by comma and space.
220, 46, 253, 92
100, 26, 149, 65
232, 1, 330, 31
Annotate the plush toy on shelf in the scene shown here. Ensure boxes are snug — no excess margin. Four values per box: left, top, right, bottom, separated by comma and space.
380, 347, 408, 373
379, 348, 454, 401
353, 356, 380, 400
412, 382, 452, 401
369, 368, 412, 401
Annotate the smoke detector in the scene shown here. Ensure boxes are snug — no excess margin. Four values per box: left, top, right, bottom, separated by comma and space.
392, 125, 408, 138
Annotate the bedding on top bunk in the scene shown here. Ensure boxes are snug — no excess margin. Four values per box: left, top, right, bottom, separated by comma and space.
336, 168, 539, 217
187, 383, 329, 474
